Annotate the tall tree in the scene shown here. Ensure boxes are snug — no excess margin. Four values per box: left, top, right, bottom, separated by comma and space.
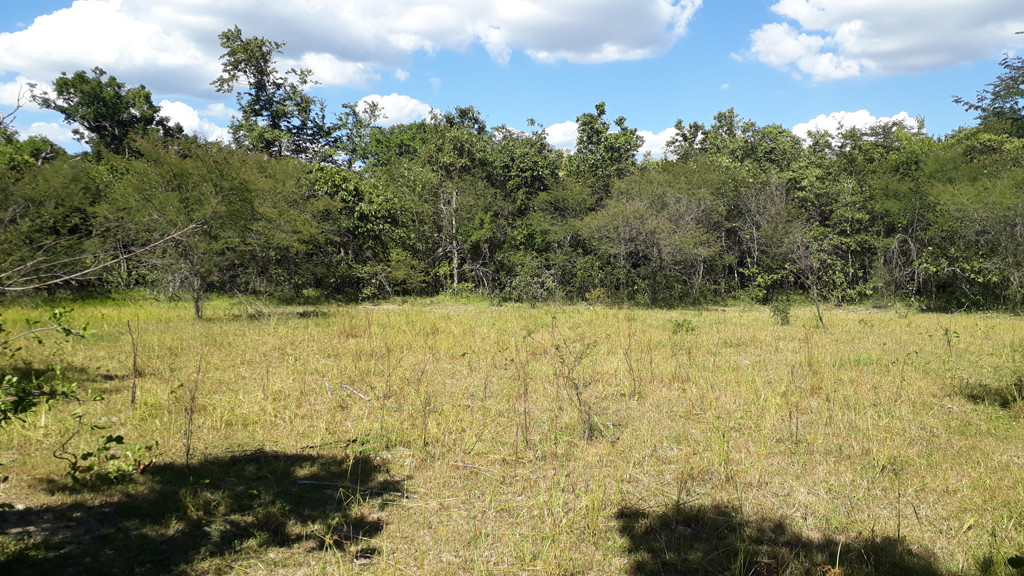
570, 102, 644, 198
212, 26, 331, 162
954, 40, 1024, 138
31, 67, 182, 158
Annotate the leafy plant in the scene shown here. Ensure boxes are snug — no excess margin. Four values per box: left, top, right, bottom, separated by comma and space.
769, 298, 791, 326
1, 308, 86, 426
57, 433, 158, 484
671, 318, 697, 334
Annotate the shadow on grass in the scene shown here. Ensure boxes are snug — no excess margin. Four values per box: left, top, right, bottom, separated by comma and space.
0, 448, 405, 575
958, 374, 1024, 412
616, 500, 949, 576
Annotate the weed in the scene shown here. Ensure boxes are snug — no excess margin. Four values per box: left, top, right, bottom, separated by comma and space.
623, 318, 654, 399
940, 325, 960, 354
56, 431, 157, 484
671, 317, 698, 334
769, 298, 791, 326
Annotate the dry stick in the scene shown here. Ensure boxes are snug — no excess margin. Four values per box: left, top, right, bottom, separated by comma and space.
234, 289, 262, 318
127, 319, 139, 410
337, 382, 371, 401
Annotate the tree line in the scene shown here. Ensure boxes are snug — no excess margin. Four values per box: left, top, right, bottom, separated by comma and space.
3, 28, 1024, 316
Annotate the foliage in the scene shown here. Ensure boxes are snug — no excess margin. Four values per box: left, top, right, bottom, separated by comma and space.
0, 307, 85, 426
3, 29, 1024, 311
31, 67, 182, 158
955, 54, 1024, 138
212, 26, 332, 162
570, 102, 644, 197
57, 433, 157, 484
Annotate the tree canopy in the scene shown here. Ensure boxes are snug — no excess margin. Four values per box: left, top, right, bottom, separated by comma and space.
3, 29, 1024, 312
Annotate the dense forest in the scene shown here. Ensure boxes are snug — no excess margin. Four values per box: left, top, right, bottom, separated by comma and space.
3, 28, 1024, 315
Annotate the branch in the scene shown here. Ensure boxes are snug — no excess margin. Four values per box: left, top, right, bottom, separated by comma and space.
1, 324, 82, 349
0, 86, 28, 131
1, 223, 203, 292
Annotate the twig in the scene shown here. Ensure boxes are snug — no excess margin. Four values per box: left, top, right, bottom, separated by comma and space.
1, 324, 81, 347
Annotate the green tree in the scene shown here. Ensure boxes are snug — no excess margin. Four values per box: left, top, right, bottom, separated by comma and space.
570, 102, 644, 198
95, 135, 308, 316
31, 67, 182, 158
212, 26, 331, 162
954, 52, 1024, 138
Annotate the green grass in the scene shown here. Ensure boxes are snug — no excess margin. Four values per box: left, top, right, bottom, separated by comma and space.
1, 298, 1023, 574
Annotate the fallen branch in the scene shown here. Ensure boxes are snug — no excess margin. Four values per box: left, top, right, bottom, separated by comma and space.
338, 382, 371, 401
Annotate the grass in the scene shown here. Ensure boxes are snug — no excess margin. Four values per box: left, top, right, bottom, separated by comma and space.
1, 298, 1023, 575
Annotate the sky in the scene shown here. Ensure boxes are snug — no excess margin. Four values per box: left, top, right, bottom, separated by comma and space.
2, 0, 1023, 157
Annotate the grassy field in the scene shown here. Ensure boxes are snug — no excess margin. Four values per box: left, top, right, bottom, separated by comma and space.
1, 298, 1022, 575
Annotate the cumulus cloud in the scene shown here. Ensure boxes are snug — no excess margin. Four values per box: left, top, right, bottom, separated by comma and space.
0, 0, 704, 100
292, 53, 380, 87
0, 76, 50, 109
543, 121, 676, 157
638, 127, 678, 158
358, 93, 434, 126
792, 109, 920, 141
158, 100, 231, 142
545, 121, 579, 150
24, 121, 78, 148
748, 0, 1024, 80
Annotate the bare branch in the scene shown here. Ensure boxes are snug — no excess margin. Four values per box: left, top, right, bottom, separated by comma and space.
0, 86, 29, 131
1, 223, 203, 292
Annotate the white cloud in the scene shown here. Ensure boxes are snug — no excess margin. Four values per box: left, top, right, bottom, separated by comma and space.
200, 102, 236, 120
792, 109, 920, 141
638, 127, 677, 158
0, 0, 705, 101
749, 0, 1024, 80
358, 93, 434, 126
543, 121, 675, 157
158, 99, 231, 142
293, 53, 380, 87
24, 121, 77, 147
395, 68, 410, 81
545, 121, 578, 150
749, 22, 862, 81
0, 77, 47, 109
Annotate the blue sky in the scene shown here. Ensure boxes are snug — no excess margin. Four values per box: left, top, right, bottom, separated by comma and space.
2, 1, 1022, 156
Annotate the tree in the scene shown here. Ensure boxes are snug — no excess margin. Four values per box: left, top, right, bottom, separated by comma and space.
954, 40, 1024, 138
32, 67, 182, 158
96, 135, 309, 316
570, 102, 644, 197
212, 26, 332, 162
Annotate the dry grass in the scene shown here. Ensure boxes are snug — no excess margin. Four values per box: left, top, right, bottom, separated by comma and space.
1, 298, 1022, 575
